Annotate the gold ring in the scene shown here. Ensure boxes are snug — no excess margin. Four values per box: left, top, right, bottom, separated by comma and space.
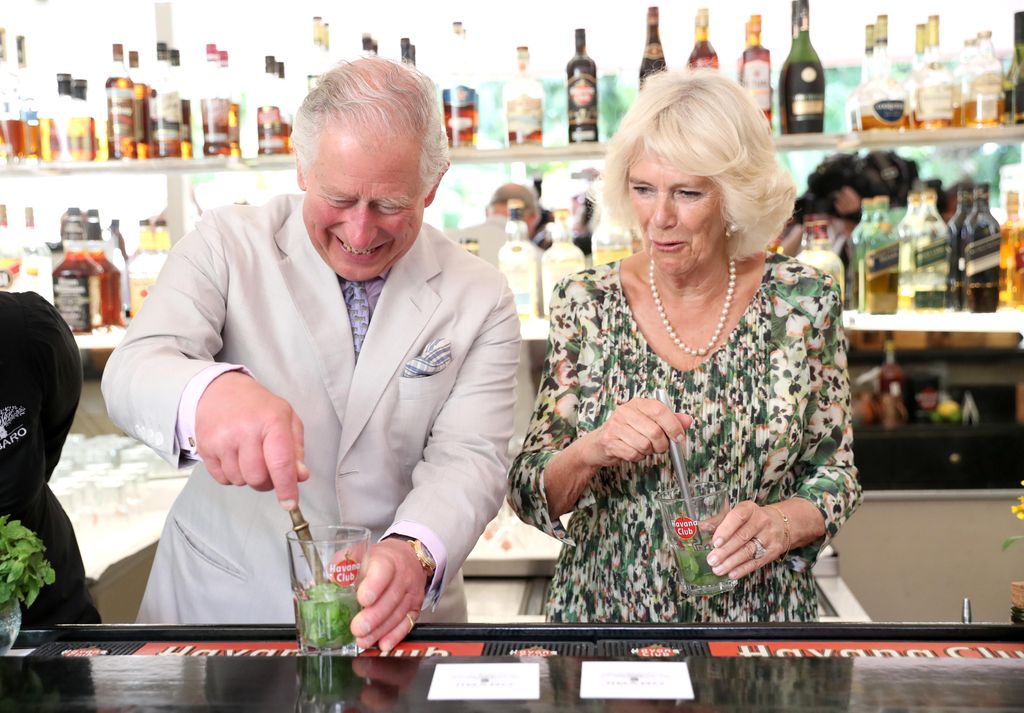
406, 612, 416, 629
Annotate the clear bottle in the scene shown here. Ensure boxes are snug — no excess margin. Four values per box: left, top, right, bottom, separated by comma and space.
541, 209, 586, 316
68, 79, 96, 161
40, 73, 74, 162
498, 199, 541, 320
915, 16, 955, 129
0, 205, 19, 291
797, 218, 845, 303
963, 31, 1004, 127
201, 44, 231, 157
851, 196, 879, 311
443, 22, 478, 148
307, 17, 326, 91
953, 37, 977, 127
863, 196, 899, 314
910, 188, 950, 312
639, 6, 667, 88
567, 28, 598, 143
275, 61, 291, 154
848, 24, 874, 131
128, 50, 150, 160
905, 23, 927, 129
687, 8, 718, 69
946, 185, 973, 311
896, 190, 923, 312
18, 207, 53, 303
150, 42, 182, 158
52, 209, 103, 334
105, 43, 136, 160
591, 221, 633, 266
858, 15, 908, 131
739, 14, 771, 124
170, 50, 193, 159
0, 29, 24, 163
128, 219, 169, 317
504, 46, 543, 147
219, 50, 241, 157
1000, 191, 1023, 309
962, 183, 1001, 313
779, 0, 825, 134
14, 36, 40, 162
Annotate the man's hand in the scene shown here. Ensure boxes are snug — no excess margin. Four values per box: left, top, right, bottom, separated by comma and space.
195, 371, 309, 509
351, 538, 429, 652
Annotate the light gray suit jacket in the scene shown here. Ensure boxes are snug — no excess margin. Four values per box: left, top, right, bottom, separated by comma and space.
102, 194, 520, 624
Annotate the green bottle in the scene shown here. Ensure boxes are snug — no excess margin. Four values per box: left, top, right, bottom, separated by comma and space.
779, 0, 825, 134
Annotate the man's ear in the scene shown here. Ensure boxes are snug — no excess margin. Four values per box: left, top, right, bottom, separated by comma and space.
423, 164, 450, 207
296, 159, 308, 191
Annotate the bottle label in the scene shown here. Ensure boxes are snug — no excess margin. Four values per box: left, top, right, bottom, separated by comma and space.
443, 85, 477, 110
790, 93, 824, 118
151, 91, 182, 141
866, 242, 900, 278
0, 257, 20, 290
201, 98, 230, 143
129, 276, 157, 317
691, 57, 718, 70
916, 85, 954, 121
506, 96, 542, 136
644, 44, 665, 61
107, 89, 135, 140
872, 99, 906, 125
964, 231, 1001, 276
741, 60, 771, 112
568, 75, 598, 142
915, 239, 949, 271
568, 75, 596, 108
54, 274, 101, 332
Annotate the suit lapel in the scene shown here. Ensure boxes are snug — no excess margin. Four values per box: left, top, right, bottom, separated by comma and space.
336, 230, 442, 459
274, 205, 355, 426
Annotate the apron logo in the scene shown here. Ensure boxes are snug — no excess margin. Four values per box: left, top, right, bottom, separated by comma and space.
0, 405, 28, 449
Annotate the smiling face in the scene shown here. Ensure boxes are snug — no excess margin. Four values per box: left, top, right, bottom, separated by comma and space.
628, 151, 728, 282
297, 122, 441, 281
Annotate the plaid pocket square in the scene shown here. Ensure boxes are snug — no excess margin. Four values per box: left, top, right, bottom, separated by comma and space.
402, 338, 453, 378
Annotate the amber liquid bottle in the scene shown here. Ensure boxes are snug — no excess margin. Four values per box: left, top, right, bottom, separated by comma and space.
14, 36, 40, 161
202, 44, 231, 157
170, 50, 192, 159
567, 28, 598, 143
639, 6, 667, 88
128, 50, 150, 160
84, 209, 123, 329
740, 14, 772, 124
106, 44, 136, 159
442, 22, 478, 148
52, 210, 104, 334
68, 79, 96, 161
961, 184, 1001, 313
688, 8, 718, 69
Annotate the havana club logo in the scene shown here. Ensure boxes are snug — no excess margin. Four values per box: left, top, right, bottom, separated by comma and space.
508, 646, 558, 657
630, 643, 682, 658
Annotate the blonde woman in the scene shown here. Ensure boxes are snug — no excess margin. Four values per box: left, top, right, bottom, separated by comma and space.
509, 70, 861, 623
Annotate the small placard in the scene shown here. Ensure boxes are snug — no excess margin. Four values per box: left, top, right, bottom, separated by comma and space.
427, 662, 540, 701
579, 661, 694, 700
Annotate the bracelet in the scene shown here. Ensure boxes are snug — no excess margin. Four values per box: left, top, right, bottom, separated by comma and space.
766, 505, 791, 553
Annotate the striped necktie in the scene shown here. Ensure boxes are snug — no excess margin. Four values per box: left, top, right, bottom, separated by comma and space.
341, 279, 371, 358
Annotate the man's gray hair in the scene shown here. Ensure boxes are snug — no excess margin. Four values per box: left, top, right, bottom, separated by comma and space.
292, 57, 449, 192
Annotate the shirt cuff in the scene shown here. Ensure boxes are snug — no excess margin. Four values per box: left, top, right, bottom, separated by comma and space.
382, 521, 448, 609
175, 363, 254, 461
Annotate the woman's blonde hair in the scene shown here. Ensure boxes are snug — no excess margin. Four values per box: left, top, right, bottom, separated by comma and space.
600, 69, 795, 258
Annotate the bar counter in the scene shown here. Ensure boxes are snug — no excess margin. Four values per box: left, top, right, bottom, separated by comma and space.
7, 622, 1024, 710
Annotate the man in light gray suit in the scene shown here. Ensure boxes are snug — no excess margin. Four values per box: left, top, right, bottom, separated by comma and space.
102, 57, 520, 653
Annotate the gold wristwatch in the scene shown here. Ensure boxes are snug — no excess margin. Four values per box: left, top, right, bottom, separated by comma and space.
393, 537, 436, 579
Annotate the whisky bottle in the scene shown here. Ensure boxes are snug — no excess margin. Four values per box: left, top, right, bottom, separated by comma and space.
128, 50, 151, 159
567, 28, 598, 143
688, 8, 718, 69
443, 22, 478, 148
796, 218, 845, 304
864, 196, 899, 314
847, 24, 874, 131
14, 36, 40, 161
639, 6, 667, 88
0, 28, 25, 163
498, 199, 541, 319
150, 42, 182, 158
170, 49, 192, 159
105, 43, 136, 159
52, 208, 103, 334
1000, 191, 1022, 309
910, 188, 949, 312
18, 207, 53, 304
850, 196, 878, 311
896, 190, 922, 312
857, 15, 908, 131
201, 44, 231, 157
85, 209, 123, 329
276, 61, 291, 154
779, 0, 825, 134
541, 209, 586, 316
504, 46, 543, 146
128, 219, 169, 317
962, 184, 1001, 313
257, 55, 287, 156
946, 185, 972, 310
40, 73, 73, 162
905, 23, 926, 128
952, 38, 977, 127
962, 31, 1004, 127
915, 16, 955, 129
68, 78, 96, 161
1006, 12, 1024, 125
739, 14, 771, 123
0, 205, 19, 291
218, 50, 241, 157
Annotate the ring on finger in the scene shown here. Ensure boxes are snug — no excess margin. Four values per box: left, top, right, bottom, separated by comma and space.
406, 612, 417, 629
750, 537, 767, 561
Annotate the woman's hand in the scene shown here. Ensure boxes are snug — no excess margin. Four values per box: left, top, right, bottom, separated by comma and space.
580, 398, 692, 469
705, 500, 789, 580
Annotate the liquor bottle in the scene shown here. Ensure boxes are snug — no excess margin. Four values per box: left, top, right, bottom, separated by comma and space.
857, 15, 908, 131
910, 188, 949, 311
15, 36, 40, 161
0, 28, 24, 163
258, 55, 285, 155
961, 184, 1001, 313
591, 221, 633, 266
68, 79, 96, 161
541, 209, 586, 316
170, 50, 192, 159
863, 196, 899, 314
1005, 12, 1024, 125
219, 51, 241, 157
878, 338, 908, 427
40, 73, 73, 162
498, 199, 541, 320
443, 22, 478, 148
105, 43, 136, 160
150, 42, 182, 158
896, 190, 923, 312
201, 44, 231, 156
504, 46, 543, 146
796, 218, 845, 303
18, 207, 53, 304
962, 31, 1004, 127
0, 205, 19, 291
361, 33, 374, 57
850, 196, 879, 311
779, 0, 825, 135
687, 8, 718, 69
848, 24, 874, 131
905, 23, 926, 128
915, 16, 955, 129
567, 28, 598, 143
739, 14, 771, 124
1000, 191, 1022, 309
946, 185, 972, 311
276, 61, 291, 154
953, 37, 977, 127
85, 209, 123, 329
307, 17, 326, 91
128, 219, 169, 317
53, 208, 103, 334
639, 6, 667, 88
400, 38, 414, 66
128, 50, 150, 159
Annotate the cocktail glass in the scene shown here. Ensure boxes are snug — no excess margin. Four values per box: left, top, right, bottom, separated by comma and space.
655, 484, 738, 597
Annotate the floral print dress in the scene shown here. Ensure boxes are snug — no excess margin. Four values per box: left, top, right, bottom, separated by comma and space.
508, 253, 862, 623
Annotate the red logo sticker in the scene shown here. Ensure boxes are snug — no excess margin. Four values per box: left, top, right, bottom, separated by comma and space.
673, 516, 697, 540
329, 554, 359, 587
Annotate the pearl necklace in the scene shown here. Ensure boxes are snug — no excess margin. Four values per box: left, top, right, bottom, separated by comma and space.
648, 257, 736, 357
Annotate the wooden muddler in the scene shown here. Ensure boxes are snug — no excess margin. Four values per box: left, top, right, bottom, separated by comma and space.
289, 506, 328, 587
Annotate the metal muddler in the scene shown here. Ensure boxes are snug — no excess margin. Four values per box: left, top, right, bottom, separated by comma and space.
653, 388, 701, 541
289, 505, 327, 587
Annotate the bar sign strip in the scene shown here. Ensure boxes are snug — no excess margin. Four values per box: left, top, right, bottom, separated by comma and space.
708, 641, 1024, 658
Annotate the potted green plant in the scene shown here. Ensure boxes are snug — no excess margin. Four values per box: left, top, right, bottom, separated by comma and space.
0, 516, 55, 655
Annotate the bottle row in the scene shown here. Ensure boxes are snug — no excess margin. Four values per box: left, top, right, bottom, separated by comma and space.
3, 2, 1023, 165
0, 204, 171, 334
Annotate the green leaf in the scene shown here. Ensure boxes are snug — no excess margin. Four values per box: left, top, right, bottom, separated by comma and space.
1002, 535, 1024, 551
0, 516, 54, 606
